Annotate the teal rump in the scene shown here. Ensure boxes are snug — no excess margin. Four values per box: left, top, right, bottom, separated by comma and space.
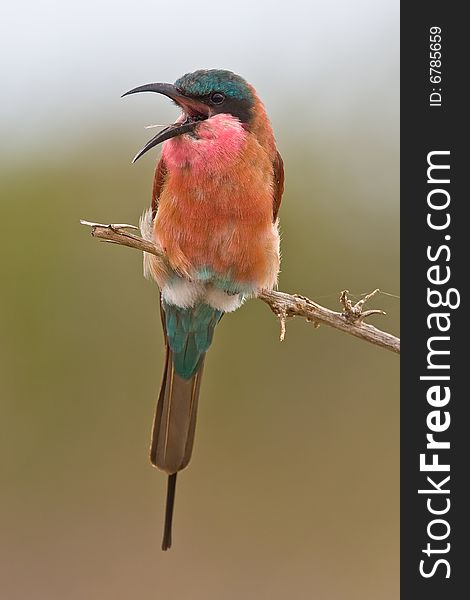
163, 301, 223, 379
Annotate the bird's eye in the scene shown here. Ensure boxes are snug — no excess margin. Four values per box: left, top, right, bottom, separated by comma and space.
210, 92, 225, 105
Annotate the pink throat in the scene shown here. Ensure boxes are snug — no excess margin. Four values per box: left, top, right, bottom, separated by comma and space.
161, 113, 247, 173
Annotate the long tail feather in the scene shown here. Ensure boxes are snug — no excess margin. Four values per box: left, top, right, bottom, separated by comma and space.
150, 347, 204, 473
162, 473, 177, 550
151, 299, 220, 549
151, 344, 204, 550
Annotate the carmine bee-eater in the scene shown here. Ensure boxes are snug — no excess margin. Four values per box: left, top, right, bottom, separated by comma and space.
123, 69, 284, 550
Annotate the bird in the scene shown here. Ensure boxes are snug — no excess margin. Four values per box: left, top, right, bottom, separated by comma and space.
122, 69, 284, 550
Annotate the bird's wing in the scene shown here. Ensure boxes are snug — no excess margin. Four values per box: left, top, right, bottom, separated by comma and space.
152, 157, 168, 219
272, 150, 284, 221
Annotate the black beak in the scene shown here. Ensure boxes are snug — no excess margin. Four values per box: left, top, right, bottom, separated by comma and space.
122, 83, 208, 163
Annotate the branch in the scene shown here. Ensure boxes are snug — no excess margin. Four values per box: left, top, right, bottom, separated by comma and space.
80, 220, 400, 355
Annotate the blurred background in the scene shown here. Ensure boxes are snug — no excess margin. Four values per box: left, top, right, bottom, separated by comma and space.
0, 1, 399, 598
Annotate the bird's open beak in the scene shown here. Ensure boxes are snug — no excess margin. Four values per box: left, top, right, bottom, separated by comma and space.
122, 83, 209, 163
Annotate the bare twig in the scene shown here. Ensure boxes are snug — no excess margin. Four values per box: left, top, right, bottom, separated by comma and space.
259, 290, 399, 354
80, 220, 400, 355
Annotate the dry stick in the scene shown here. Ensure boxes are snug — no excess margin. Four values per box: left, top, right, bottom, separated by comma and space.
80, 220, 400, 355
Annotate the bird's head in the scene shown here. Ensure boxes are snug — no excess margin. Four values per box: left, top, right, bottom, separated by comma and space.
123, 69, 256, 162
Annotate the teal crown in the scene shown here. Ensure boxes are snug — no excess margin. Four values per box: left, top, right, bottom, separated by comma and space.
175, 69, 254, 102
